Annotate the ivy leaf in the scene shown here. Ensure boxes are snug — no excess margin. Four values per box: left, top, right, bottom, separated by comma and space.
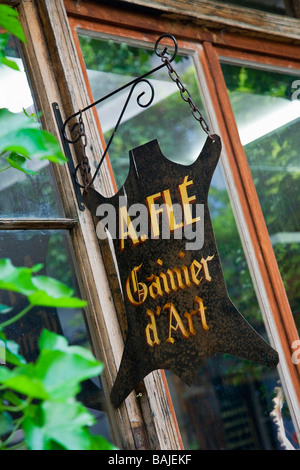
0, 259, 38, 296
0, 332, 26, 366
33, 330, 104, 400
0, 364, 49, 400
38, 328, 68, 352
0, 109, 66, 165
0, 5, 26, 42
0, 412, 14, 438
89, 435, 118, 450
23, 401, 117, 450
0, 366, 15, 383
29, 276, 87, 308
0, 330, 103, 401
1, 55, 20, 71
5, 152, 38, 175
0, 259, 86, 309
23, 401, 97, 450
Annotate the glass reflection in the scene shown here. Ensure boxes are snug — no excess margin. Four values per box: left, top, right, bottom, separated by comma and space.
0, 36, 65, 218
222, 63, 300, 335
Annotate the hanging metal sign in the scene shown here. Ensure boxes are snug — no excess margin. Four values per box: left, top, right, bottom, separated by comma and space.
83, 135, 279, 408
56, 33, 279, 408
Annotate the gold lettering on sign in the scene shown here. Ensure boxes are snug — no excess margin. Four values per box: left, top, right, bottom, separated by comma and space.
178, 176, 201, 226
125, 252, 214, 347
146, 192, 164, 239
162, 189, 184, 232
125, 263, 148, 306
119, 205, 140, 251
145, 307, 161, 347
163, 302, 190, 344
144, 296, 210, 347
184, 296, 209, 335
120, 175, 201, 250
125, 254, 215, 306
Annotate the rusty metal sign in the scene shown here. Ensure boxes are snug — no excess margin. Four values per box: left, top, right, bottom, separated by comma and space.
83, 135, 279, 408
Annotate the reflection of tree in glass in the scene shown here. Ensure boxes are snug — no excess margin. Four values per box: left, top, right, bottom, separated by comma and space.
79, 36, 152, 75
222, 64, 300, 334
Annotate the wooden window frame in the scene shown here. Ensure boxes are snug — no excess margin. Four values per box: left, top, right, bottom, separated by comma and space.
64, 0, 300, 437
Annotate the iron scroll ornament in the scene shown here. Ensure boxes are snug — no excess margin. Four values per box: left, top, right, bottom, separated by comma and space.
56, 33, 213, 203
83, 136, 279, 409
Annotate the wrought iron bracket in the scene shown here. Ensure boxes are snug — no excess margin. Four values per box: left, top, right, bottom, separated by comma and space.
52, 34, 211, 211
52, 102, 85, 211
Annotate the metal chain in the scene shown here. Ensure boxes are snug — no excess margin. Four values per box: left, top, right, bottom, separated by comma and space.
77, 111, 91, 188
161, 56, 213, 138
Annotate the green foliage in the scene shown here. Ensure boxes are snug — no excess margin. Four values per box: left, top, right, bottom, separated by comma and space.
0, 5, 25, 42
79, 35, 151, 76
0, 6, 66, 174
0, 108, 67, 174
0, 4, 25, 70
222, 63, 294, 99
0, 259, 116, 450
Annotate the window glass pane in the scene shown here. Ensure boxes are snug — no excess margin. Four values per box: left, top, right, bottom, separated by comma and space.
0, 36, 65, 218
221, 63, 300, 336
0, 230, 114, 447
78, 33, 299, 449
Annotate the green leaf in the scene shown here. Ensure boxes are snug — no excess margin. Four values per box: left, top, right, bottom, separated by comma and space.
38, 328, 68, 352
23, 401, 97, 450
0, 367, 14, 383
32, 276, 74, 298
89, 435, 118, 450
0, 109, 67, 165
0, 32, 8, 49
0, 333, 26, 366
1, 55, 19, 71
22, 108, 41, 120
29, 276, 87, 308
0, 331, 103, 401
0, 364, 49, 400
0, 412, 14, 437
33, 331, 104, 400
5, 152, 38, 175
0, 259, 86, 309
0, 258, 39, 296
0, 5, 26, 42
2, 390, 23, 407
28, 292, 87, 308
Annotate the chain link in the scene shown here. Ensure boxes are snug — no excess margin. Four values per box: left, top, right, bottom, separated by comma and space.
161, 56, 213, 138
77, 111, 91, 188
